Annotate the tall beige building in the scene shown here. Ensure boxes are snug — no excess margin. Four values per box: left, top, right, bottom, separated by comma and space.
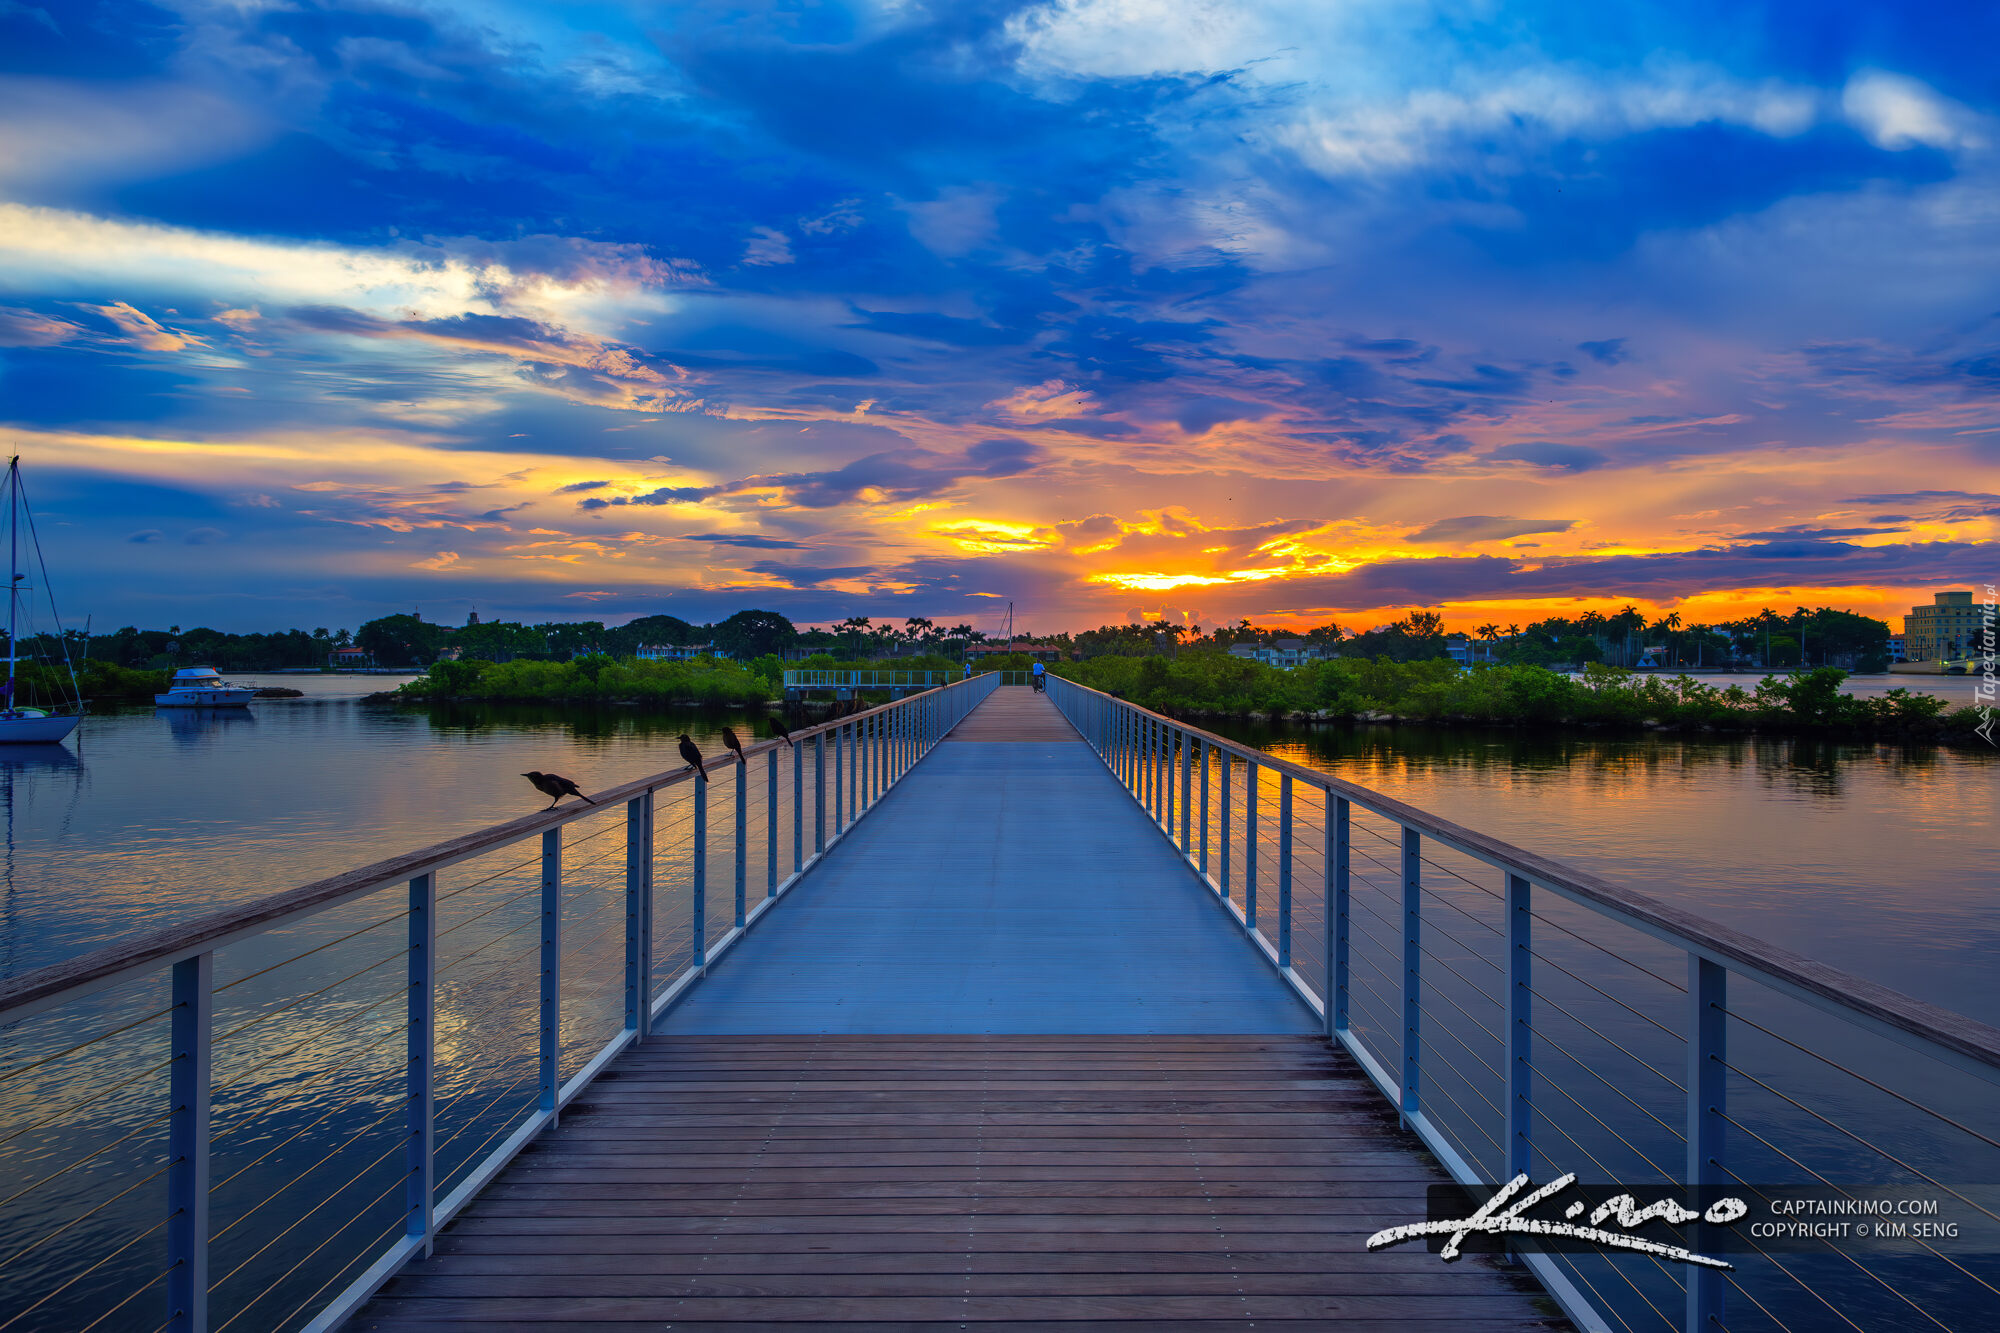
1903, 590, 1981, 660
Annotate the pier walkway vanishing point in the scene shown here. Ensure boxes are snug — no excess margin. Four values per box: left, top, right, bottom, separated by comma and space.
5, 672, 1997, 1333
357, 687, 1558, 1330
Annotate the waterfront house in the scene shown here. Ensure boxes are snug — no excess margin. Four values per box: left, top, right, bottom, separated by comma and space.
1227, 638, 1331, 669
637, 642, 718, 661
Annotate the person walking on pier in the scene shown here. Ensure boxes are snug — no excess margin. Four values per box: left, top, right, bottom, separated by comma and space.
1031, 660, 1046, 692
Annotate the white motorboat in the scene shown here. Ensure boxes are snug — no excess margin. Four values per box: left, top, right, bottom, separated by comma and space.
154, 667, 258, 708
0, 457, 83, 745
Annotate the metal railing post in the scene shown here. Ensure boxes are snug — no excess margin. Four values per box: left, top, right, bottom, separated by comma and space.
1277, 775, 1292, 967
1152, 716, 1168, 820
404, 873, 435, 1254
691, 783, 706, 968
1688, 957, 1727, 1332
1330, 797, 1349, 1038
1401, 827, 1421, 1126
1506, 873, 1531, 1182
792, 736, 803, 874
813, 732, 826, 853
733, 753, 748, 928
540, 831, 560, 1122
1179, 729, 1192, 851
167, 950, 213, 1333
767, 750, 779, 898
833, 721, 845, 834
1199, 740, 1210, 876
626, 794, 654, 1029
1244, 762, 1259, 929
1219, 754, 1232, 898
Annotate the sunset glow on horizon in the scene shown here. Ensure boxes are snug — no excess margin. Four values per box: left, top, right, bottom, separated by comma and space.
3, 1, 1996, 635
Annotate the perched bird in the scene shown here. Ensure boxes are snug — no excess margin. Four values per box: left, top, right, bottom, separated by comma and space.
677, 733, 708, 782
523, 771, 594, 810
768, 715, 795, 747
721, 726, 747, 765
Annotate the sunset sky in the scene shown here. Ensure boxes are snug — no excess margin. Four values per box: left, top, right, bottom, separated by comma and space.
3, 0, 1996, 636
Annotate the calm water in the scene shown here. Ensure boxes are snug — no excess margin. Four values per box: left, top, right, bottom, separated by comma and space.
0, 680, 780, 978
2, 690, 1995, 1331
1202, 718, 2000, 1026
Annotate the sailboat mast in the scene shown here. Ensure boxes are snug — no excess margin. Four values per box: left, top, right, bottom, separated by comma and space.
5, 458, 16, 708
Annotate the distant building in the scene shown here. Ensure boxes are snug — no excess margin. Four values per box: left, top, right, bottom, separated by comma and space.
1904, 591, 1978, 660
637, 643, 717, 661
1886, 634, 1906, 663
1444, 636, 1472, 666
328, 646, 374, 668
1227, 639, 1331, 669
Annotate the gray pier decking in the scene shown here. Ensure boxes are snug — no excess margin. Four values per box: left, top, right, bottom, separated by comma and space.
356, 689, 1564, 1331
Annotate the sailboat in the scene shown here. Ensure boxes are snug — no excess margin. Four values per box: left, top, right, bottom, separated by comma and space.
0, 458, 83, 745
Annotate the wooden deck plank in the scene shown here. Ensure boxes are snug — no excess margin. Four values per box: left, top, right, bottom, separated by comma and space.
362, 1035, 1560, 1331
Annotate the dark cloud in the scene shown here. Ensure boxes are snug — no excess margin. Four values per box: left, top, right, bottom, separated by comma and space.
1845, 490, 2000, 520
679, 533, 808, 549
1578, 338, 1628, 365
1733, 524, 1907, 539
1266, 538, 1988, 611
554, 480, 611, 494
1173, 396, 1275, 434
745, 561, 875, 588
1408, 515, 1577, 543
1487, 441, 1608, 472
580, 438, 1049, 511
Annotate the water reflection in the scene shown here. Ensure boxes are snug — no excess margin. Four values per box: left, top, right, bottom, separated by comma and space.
157, 704, 260, 746
1204, 718, 1999, 1025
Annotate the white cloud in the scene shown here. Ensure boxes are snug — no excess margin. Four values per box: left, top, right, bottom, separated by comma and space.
898, 187, 1002, 257
1283, 65, 1821, 177
1842, 71, 1983, 152
80, 301, 208, 352
742, 226, 796, 266
0, 204, 692, 333
1008, 0, 1291, 80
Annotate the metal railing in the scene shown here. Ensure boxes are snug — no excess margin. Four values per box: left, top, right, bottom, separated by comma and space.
1044, 674, 2000, 1333
780, 670, 949, 689
0, 673, 996, 1333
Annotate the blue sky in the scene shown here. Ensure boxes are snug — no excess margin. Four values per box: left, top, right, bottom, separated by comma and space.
2, 0, 1995, 633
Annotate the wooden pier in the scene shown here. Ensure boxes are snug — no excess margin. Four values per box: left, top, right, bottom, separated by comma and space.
355, 690, 1561, 1330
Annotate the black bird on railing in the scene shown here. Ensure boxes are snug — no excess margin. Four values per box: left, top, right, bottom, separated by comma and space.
677, 734, 708, 782
768, 715, 795, 747
522, 771, 594, 810
721, 726, 747, 765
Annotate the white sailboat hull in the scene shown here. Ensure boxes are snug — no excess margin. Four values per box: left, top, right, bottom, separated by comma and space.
0, 711, 81, 744
154, 687, 258, 708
